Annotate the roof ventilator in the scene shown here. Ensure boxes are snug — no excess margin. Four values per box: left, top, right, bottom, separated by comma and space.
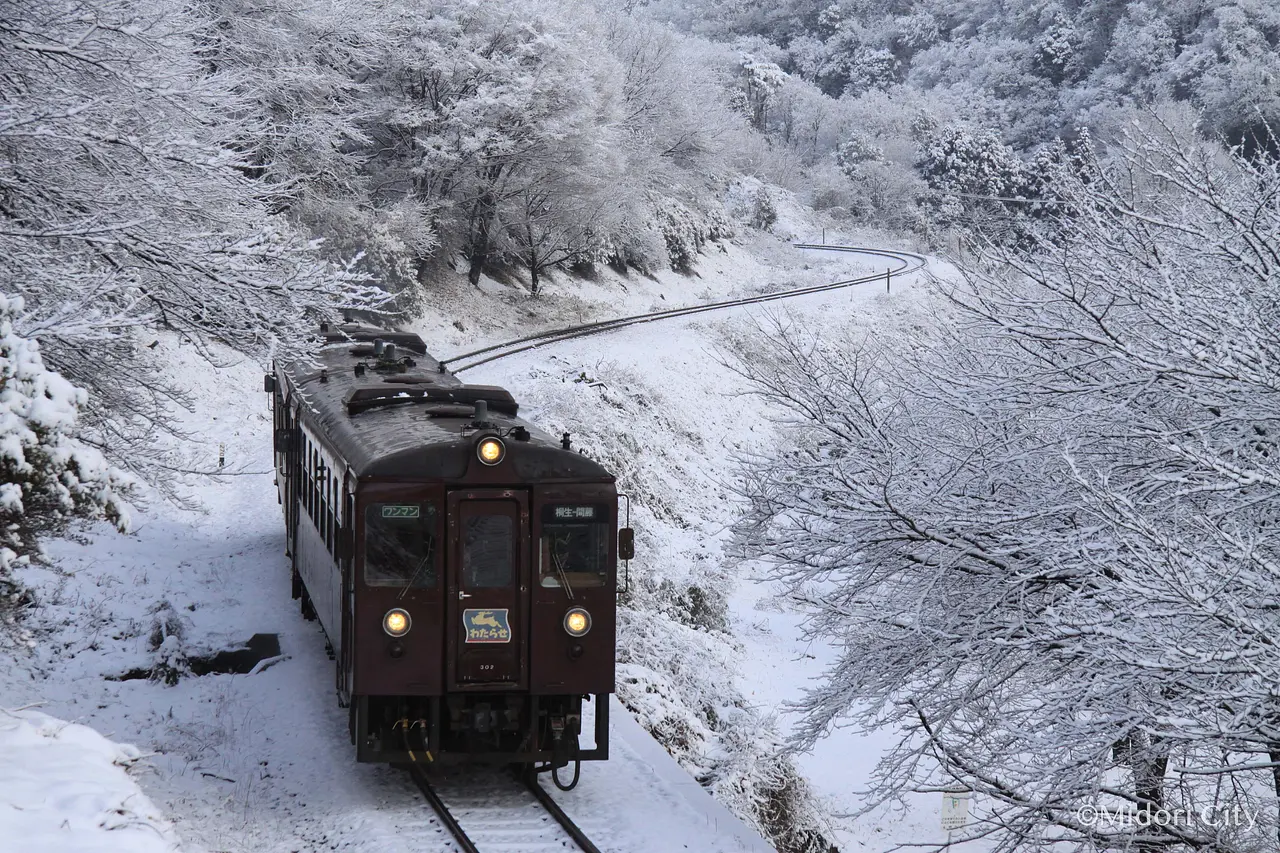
354, 338, 416, 376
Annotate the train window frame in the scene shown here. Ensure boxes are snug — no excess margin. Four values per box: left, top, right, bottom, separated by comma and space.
307, 445, 316, 521
303, 443, 312, 519
363, 502, 440, 588
323, 473, 332, 552
328, 475, 338, 553
310, 449, 318, 522
326, 476, 334, 553
538, 504, 611, 590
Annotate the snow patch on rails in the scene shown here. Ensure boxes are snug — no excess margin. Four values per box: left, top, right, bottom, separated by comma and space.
442, 244, 927, 372
410, 764, 603, 853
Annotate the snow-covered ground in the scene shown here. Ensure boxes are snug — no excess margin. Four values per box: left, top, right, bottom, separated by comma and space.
2, 228, 950, 852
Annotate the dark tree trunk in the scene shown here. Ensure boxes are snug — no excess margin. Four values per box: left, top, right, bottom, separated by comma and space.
466, 196, 491, 286
1133, 734, 1168, 853
467, 249, 486, 286
1269, 744, 1280, 846
526, 221, 539, 295
467, 170, 502, 287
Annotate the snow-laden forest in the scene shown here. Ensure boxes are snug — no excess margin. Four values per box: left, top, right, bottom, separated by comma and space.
5, 0, 1280, 850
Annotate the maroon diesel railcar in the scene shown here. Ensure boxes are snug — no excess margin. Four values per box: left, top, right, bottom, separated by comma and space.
265, 323, 630, 785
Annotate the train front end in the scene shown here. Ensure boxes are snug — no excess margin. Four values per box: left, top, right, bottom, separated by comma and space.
349, 418, 626, 782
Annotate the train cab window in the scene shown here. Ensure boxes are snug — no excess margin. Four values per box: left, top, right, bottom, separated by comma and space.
364, 503, 438, 587
539, 504, 610, 589
462, 516, 513, 588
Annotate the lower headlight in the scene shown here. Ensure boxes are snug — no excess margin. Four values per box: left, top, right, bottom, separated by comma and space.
383, 608, 412, 637
563, 607, 592, 637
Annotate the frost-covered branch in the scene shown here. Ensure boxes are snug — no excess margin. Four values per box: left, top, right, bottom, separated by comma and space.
733, 118, 1280, 851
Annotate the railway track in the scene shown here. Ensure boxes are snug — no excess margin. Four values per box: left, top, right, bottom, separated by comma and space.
408, 763, 603, 853
441, 244, 928, 373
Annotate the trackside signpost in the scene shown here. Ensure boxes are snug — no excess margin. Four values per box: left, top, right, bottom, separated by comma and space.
941, 789, 971, 845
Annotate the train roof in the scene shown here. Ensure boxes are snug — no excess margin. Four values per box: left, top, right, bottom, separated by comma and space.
278, 323, 613, 483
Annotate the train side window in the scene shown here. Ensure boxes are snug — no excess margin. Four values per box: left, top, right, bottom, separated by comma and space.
364, 503, 438, 587
305, 446, 314, 519
539, 504, 610, 589
322, 474, 331, 551
326, 477, 336, 552
302, 445, 310, 518
462, 515, 513, 588
332, 473, 343, 548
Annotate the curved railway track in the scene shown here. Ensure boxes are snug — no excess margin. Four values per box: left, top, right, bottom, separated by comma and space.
395, 244, 925, 852
441, 244, 927, 373
408, 763, 603, 853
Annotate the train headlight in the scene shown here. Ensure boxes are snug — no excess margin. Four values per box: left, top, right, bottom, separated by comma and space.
477, 436, 505, 466
383, 608, 412, 637
563, 607, 592, 637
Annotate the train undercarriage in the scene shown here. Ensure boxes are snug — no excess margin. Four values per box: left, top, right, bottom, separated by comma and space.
352, 692, 609, 781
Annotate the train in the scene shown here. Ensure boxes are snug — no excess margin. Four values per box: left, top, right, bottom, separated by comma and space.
264, 322, 630, 787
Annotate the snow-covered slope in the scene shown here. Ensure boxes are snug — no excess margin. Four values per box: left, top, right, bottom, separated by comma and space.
0, 708, 181, 852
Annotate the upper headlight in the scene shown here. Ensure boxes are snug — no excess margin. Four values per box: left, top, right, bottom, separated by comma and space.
383, 608, 412, 637
564, 607, 592, 637
477, 436, 505, 466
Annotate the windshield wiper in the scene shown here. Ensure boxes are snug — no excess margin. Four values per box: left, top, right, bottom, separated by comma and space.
398, 548, 433, 600
552, 537, 575, 600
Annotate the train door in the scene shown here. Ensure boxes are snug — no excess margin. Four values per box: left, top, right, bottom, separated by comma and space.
445, 489, 529, 690
278, 398, 300, 584
338, 488, 355, 705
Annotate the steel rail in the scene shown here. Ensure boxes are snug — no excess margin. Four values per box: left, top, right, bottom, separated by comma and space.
441, 245, 927, 373
408, 763, 482, 853
519, 768, 603, 853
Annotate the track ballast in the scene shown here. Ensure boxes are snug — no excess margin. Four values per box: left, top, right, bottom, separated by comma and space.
409, 764, 603, 853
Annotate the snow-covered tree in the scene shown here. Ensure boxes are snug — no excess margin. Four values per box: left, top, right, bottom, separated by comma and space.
733, 116, 1280, 851
1, 0, 387, 489
1, 295, 130, 573
355, 0, 631, 286
192, 0, 438, 293
739, 54, 788, 131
